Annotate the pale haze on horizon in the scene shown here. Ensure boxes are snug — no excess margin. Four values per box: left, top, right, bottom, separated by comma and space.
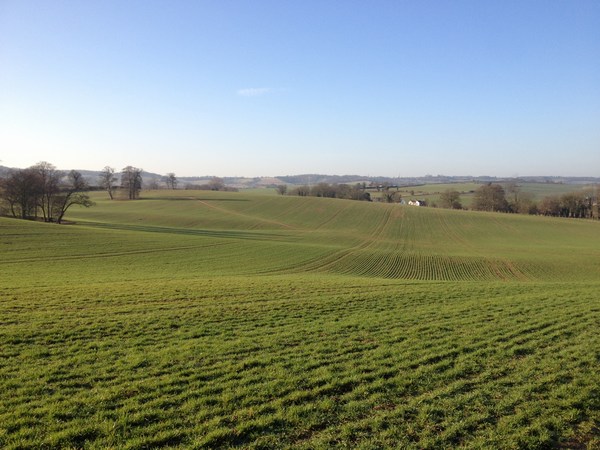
1, 0, 599, 178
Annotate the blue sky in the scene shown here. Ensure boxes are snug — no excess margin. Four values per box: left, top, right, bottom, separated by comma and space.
1, 0, 599, 177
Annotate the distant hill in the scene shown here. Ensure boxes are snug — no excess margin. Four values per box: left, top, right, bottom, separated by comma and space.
278, 174, 600, 186
1, 165, 598, 188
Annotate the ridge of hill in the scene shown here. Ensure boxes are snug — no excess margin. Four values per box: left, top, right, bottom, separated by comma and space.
1, 165, 598, 188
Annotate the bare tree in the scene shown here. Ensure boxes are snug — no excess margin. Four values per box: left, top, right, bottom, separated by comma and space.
439, 189, 462, 209
538, 195, 561, 216
505, 182, 520, 208
560, 192, 587, 218
53, 170, 94, 223
590, 185, 599, 219
515, 192, 536, 214
121, 166, 143, 199
311, 182, 336, 198
32, 161, 62, 222
505, 182, 535, 213
293, 185, 310, 196
164, 173, 178, 190
349, 185, 371, 201
0, 166, 93, 222
381, 189, 398, 203
276, 184, 287, 195
208, 177, 225, 191
0, 168, 43, 219
99, 166, 117, 199
335, 184, 352, 199
472, 183, 508, 212
537, 191, 593, 218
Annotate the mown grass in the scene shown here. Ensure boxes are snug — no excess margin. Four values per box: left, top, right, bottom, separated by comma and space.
1, 190, 599, 448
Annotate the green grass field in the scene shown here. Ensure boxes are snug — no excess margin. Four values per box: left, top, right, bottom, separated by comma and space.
1, 190, 599, 449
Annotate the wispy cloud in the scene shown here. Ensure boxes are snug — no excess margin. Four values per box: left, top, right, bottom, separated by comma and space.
237, 87, 272, 97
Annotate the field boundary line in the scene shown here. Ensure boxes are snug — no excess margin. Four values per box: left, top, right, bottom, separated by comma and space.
196, 200, 297, 230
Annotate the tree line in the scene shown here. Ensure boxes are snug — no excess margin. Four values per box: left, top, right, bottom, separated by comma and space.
0, 164, 170, 223
441, 183, 598, 219
0, 162, 227, 219
279, 182, 372, 201
0, 162, 93, 223
99, 167, 187, 197
0, 163, 228, 223
98, 166, 144, 200
99, 170, 236, 193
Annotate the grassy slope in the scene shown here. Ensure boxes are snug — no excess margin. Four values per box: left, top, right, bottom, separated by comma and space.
1, 190, 599, 449
64, 190, 600, 282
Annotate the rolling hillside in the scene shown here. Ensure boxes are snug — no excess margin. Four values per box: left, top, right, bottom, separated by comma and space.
1, 190, 599, 449
56, 189, 600, 283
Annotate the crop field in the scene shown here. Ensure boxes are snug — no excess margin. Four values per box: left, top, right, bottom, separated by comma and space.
1, 190, 599, 449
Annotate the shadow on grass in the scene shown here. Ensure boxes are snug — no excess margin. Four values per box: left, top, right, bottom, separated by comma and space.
138, 196, 250, 202
79, 221, 290, 241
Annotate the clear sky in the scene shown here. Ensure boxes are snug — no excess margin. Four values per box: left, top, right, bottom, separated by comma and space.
1, 0, 599, 177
